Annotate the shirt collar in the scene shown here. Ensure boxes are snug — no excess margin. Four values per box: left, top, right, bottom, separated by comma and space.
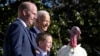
38, 47, 47, 56
17, 18, 27, 27
33, 26, 41, 34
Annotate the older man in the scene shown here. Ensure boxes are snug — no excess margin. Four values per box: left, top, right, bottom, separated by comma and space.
57, 26, 87, 56
4, 1, 37, 56
30, 10, 50, 34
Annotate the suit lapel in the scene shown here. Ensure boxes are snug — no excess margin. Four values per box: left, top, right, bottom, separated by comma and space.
14, 19, 36, 55
30, 27, 38, 38
30, 27, 37, 34
16, 19, 33, 44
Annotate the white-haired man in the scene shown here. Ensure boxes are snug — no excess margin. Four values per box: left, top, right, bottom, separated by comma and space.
30, 10, 50, 48
57, 26, 87, 56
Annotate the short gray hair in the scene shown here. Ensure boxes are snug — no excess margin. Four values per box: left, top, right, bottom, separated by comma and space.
37, 10, 50, 19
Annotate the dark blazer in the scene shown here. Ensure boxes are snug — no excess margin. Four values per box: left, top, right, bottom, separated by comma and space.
30, 27, 38, 38
30, 27, 38, 48
4, 19, 36, 56
30, 27, 50, 56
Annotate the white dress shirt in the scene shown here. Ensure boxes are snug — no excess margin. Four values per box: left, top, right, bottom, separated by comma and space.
57, 44, 87, 56
38, 47, 47, 56
17, 18, 27, 27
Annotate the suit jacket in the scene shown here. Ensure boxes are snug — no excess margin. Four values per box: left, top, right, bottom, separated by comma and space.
30, 27, 39, 48
4, 19, 36, 56
30, 27, 39, 38
30, 27, 51, 56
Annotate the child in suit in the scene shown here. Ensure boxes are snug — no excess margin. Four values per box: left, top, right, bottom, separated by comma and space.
36, 32, 53, 56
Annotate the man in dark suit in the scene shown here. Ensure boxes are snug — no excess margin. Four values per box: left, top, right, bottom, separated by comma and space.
36, 32, 53, 56
30, 10, 51, 48
30, 10, 50, 37
4, 1, 37, 56
30, 10, 51, 56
